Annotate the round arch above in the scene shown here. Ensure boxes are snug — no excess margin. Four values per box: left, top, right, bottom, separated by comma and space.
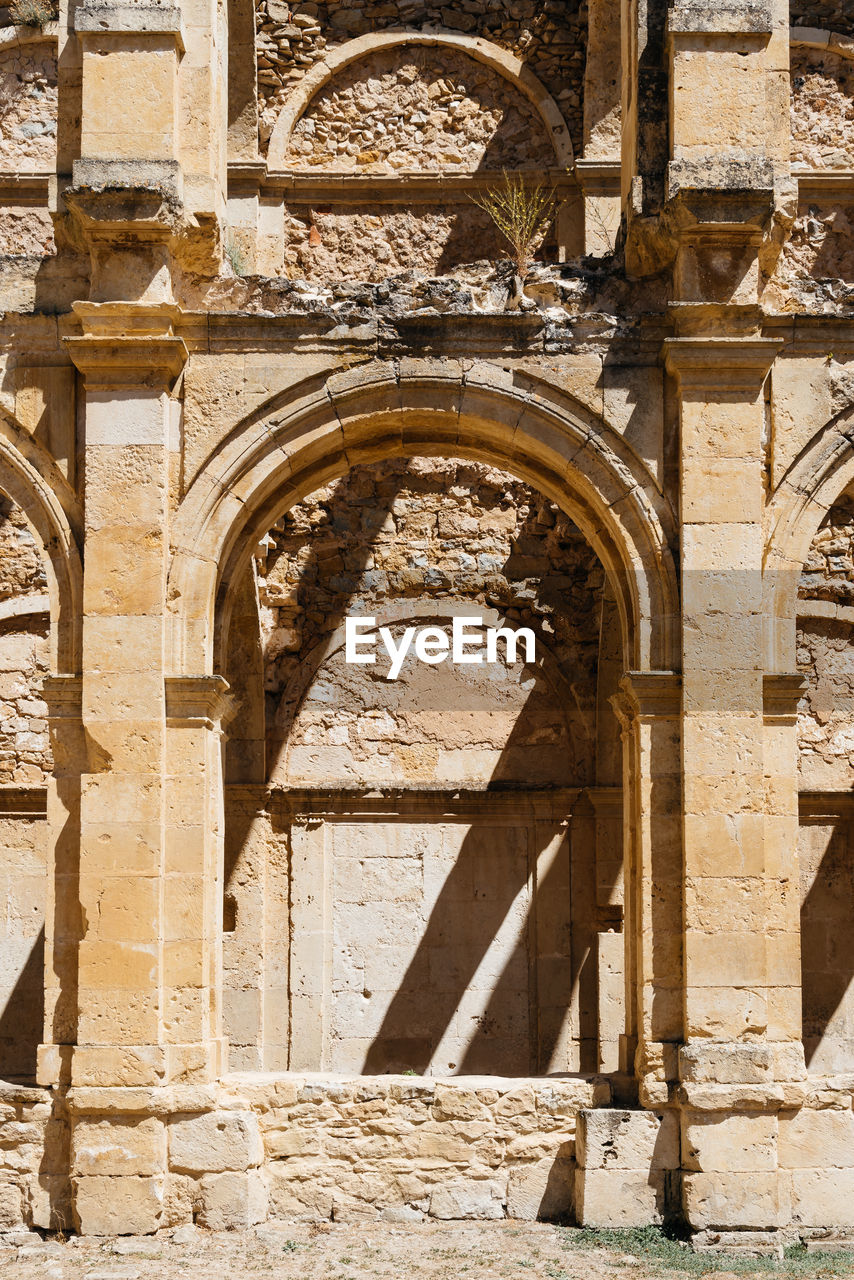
764, 404, 854, 671
790, 28, 854, 61
167, 361, 679, 680
0, 413, 83, 674
266, 30, 574, 170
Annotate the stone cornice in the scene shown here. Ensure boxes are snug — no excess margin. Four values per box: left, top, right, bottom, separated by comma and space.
762, 672, 808, 721
612, 672, 682, 726
663, 336, 782, 391
165, 675, 231, 727
42, 674, 83, 717
64, 334, 187, 390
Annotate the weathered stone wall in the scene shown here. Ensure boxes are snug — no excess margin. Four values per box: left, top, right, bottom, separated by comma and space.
286, 45, 554, 172
797, 497, 854, 1080
0, 492, 51, 1084
0, 1082, 64, 1231
259, 456, 603, 783
791, 47, 854, 169
0, 41, 57, 171
0, 492, 50, 786
767, 204, 854, 313
256, 0, 586, 155
235, 1073, 609, 1224
0, 811, 47, 1081
0, 206, 54, 258
797, 492, 854, 790
791, 3, 854, 39
221, 457, 610, 1079
283, 204, 510, 283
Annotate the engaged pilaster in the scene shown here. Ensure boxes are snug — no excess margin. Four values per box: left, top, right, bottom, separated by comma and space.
666, 336, 807, 1242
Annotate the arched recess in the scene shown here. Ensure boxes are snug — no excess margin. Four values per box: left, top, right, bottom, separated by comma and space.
0, 414, 82, 674
266, 31, 574, 171
764, 404, 854, 672
167, 361, 679, 682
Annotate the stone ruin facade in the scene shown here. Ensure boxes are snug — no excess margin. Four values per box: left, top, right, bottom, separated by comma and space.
0, 0, 853, 1253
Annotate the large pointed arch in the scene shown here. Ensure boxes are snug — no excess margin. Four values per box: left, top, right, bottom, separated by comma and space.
167, 360, 679, 679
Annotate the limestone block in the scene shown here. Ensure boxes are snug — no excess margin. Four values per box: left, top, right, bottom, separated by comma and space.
575, 1168, 668, 1228
779, 1109, 854, 1170
680, 1042, 771, 1085
507, 1158, 573, 1221
169, 1111, 262, 1174
0, 1177, 23, 1229
267, 1165, 334, 1220
160, 1174, 194, 1229
682, 1113, 778, 1173
576, 1109, 679, 1171
791, 1170, 854, 1227
196, 1169, 267, 1230
683, 1171, 789, 1232
429, 1179, 506, 1220
72, 1174, 163, 1236
29, 1173, 72, 1232
72, 1117, 166, 1177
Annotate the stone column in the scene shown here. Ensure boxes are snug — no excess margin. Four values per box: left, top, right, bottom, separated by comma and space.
666, 338, 807, 1244
611, 673, 683, 1106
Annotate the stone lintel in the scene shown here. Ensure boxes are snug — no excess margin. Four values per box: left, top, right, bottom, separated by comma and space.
762, 672, 808, 721
74, 1, 184, 51
64, 334, 188, 390
165, 675, 231, 727
663, 336, 782, 391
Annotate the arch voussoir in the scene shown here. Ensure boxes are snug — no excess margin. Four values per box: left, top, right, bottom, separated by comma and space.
168, 361, 679, 677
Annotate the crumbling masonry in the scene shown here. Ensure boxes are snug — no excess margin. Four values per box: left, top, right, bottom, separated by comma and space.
0, 0, 854, 1251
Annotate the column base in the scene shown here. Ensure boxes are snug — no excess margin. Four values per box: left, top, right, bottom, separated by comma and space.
67, 1083, 265, 1235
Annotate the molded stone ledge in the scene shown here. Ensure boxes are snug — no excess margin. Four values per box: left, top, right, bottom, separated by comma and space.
668, 1, 773, 36
667, 157, 775, 200
75, 1, 184, 47
69, 159, 183, 203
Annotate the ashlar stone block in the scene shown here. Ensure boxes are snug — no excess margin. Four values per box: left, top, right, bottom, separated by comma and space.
169, 1111, 263, 1174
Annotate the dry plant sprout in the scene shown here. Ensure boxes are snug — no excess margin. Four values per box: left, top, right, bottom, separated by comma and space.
471, 170, 558, 276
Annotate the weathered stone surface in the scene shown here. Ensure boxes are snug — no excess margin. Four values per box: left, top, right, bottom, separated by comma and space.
576, 1110, 679, 1172
196, 1170, 268, 1230
72, 1176, 164, 1236
429, 1179, 505, 1220
168, 1113, 263, 1175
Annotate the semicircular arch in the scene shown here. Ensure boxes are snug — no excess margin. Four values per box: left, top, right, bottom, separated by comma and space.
168, 362, 679, 681
267, 30, 574, 170
765, 404, 854, 670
